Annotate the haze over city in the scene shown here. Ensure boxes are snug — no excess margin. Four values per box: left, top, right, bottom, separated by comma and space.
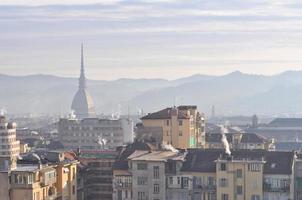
2, 0, 302, 79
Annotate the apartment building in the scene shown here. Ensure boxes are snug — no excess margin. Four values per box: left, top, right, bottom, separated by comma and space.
112, 141, 154, 200
77, 150, 119, 200
14, 151, 78, 200
137, 105, 205, 149
113, 148, 296, 200
58, 117, 133, 150
0, 116, 20, 170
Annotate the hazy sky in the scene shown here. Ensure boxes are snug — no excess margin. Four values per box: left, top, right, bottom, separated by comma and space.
2, 0, 302, 80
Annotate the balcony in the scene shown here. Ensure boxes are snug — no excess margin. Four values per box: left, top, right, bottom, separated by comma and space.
263, 183, 290, 192
114, 182, 132, 189
193, 184, 216, 191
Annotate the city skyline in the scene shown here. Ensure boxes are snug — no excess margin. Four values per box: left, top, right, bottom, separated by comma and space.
2, 0, 302, 79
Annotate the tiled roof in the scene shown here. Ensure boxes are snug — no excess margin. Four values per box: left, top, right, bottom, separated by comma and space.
141, 106, 191, 120
205, 132, 266, 143
128, 150, 180, 161
240, 133, 266, 143
181, 149, 294, 175
205, 133, 233, 143
112, 141, 152, 170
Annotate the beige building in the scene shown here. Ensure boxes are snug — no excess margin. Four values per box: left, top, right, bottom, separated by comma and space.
11, 151, 78, 200
216, 157, 264, 200
113, 146, 296, 200
138, 105, 205, 149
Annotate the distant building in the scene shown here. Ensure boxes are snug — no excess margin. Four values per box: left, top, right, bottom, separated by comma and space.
58, 117, 133, 150
0, 116, 20, 200
0, 116, 20, 170
78, 150, 119, 200
247, 118, 302, 142
71, 44, 96, 119
205, 132, 275, 151
252, 114, 259, 128
137, 105, 205, 148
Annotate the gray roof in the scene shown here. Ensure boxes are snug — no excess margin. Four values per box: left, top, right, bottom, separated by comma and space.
268, 118, 302, 127
181, 149, 295, 175
141, 106, 194, 120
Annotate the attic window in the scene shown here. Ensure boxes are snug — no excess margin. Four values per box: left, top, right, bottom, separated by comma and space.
271, 163, 276, 169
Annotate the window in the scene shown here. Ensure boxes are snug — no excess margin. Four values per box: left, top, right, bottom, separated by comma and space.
169, 177, 173, 184
248, 163, 261, 172
219, 178, 228, 187
177, 177, 181, 184
236, 169, 242, 178
137, 163, 147, 170
237, 185, 242, 195
221, 194, 229, 200
166, 120, 170, 126
208, 176, 215, 186
251, 195, 260, 200
179, 120, 183, 126
72, 185, 75, 195
154, 184, 160, 194
153, 166, 159, 179
182, 177, 189, 188
138, 192, 146, 200
125, 190, 128, 198
220, 163, 226, 171
179, 131, 183, 136
137, 177, 148, 185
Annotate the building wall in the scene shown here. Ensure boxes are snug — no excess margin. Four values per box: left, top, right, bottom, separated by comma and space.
141, 107, 205, 149
142, 117, 192, 149
58, 118, 131, 150
56, 163, 77, 200
216, 159, 264, 200
263, 174, 292, 200
131, 160, 166, 200
113, 170, 132, 200
0, 172, 10, 200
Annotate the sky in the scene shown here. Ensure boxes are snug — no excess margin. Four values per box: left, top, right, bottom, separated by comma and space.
2, 0, 302, 80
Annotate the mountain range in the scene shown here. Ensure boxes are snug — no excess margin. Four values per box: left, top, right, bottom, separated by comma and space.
2, 71, 302, 117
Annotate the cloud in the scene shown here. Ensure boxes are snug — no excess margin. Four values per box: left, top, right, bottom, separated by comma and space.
1, 0, 302, 79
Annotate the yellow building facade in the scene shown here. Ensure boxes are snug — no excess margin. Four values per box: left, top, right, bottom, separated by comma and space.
140, 106, 205, 149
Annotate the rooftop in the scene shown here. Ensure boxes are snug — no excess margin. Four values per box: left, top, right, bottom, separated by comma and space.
181, 149, 295, 175
79, 150, 118, 159
268, 118, 302, 127
141, 105, 196, 120
13, 165, 39, 172
128, 150, 182, 161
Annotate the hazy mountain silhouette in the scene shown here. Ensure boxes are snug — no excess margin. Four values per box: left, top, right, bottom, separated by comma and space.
2, 71, 302, 116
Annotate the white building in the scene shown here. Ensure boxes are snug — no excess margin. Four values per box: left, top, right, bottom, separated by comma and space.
0, 116, 20, 171
58, 117, 133, 150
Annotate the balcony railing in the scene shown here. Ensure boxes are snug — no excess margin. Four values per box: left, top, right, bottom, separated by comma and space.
114, 182, 132, 189
263, 183, 290, 192
193, 184, 216, 191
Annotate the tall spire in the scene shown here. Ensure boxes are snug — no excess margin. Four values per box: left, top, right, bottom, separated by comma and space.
79, 43, 86, 89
